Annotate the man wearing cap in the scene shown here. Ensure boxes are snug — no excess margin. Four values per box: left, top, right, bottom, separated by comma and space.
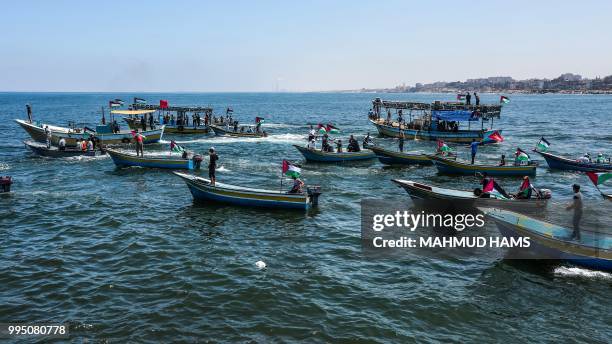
208, 147, 219, 186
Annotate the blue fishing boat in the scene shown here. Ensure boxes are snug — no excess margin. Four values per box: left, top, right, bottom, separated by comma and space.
533, 150, 612, 172
368, 146, 432, 165
174, 172, 321, 210
293, 145, 376, 162
481, 208, 612, 272
107, 149, 202, 170
369, 98, 503, 143
428, 155, 537, 176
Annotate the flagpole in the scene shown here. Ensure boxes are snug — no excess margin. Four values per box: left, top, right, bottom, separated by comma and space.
280, 163, 284, 192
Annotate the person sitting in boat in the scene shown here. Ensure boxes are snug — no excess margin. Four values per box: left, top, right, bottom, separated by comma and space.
436, 140, 451, 156
80, 139, 88, 152
247, 127, 253, 133
347, 135, 360, 152
363, 132, 373, 148
577, 153, 591, 163
87, 139, 94, 152
335, 139, 343, 153
288, 176, 305, 194
240, 126, 245, 133
498, 154, 506, 166
480, 173, 511, 199
596, 153, 605, 164
58, 137, 66, 151
233, 121, 239, 132
515, 176, 535, 199
513, 149, 530, 166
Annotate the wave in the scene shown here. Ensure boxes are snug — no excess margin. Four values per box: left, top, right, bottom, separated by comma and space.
0, 163, 10, 171
554, 266, 612, 280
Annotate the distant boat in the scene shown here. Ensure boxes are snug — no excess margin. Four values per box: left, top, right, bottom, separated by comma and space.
481, 207, 612, 272
209, 124, 267, 138
428, 155, 537, 176
174, 172, 321, 210
533, 150, 612, 172
24, 140, 105, 158
293, 145, 376, 162
368, 146, 432, 165
393, 179, 549, 213
107, 149, 202, 170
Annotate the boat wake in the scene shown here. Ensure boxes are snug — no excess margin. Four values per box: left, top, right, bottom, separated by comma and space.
0, 163, 10, 171
554, 266, 612, 280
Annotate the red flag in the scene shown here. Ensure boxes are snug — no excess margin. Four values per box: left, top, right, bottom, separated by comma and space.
282, 160, 289, 174
483, 179, 495, 193
130, 130, 137, 138
519, 177, 530, 191
586, 172, 599, 186
488, 131, 504, 143
160, 100, 169, 109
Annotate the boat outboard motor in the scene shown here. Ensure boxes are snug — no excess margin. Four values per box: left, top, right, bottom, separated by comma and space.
306, 185, 322, 207
192, 154, 204, 169
538, 188, 552, 199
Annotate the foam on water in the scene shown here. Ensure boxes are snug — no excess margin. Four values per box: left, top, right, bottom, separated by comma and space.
554, 266, 612, 280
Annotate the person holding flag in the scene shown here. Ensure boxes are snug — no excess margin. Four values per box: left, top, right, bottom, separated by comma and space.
282, 160, 304, 194
500, 96, 510, 104
255, 117, 264, 133
514, 148, 530, 166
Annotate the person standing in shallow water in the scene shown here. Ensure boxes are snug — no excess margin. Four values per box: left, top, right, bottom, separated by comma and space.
566, 184, 583, 240
208, 147, 219, 186
398, 130, 405, 152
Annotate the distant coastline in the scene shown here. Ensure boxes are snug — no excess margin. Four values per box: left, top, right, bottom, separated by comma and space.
346, 73, 612, 95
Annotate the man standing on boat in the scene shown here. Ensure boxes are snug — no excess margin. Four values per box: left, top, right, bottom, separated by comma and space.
26, 104, 33, 123
470, 139, 479, 164
135, 131, 144, 157
474, 92, 480, 106
208, 147, 219, 186
566, 184, 583, 240
466, 92, 472, 105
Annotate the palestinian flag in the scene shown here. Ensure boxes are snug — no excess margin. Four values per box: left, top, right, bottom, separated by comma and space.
134, 97, 147, 104
500, 96, 510, 104
516, 147, 530, 162
170, 140, 184, 153
282, 160, 301, 178
326, 123, 340, 134
457, 94, 466, 102
109, 100, 122, 107
536, 137, 550, 152
587, 172, 612, 186
482, 130, 504, 144
226, 107, 234, 114
255, 117, 265, 123
317, 123, 327, 134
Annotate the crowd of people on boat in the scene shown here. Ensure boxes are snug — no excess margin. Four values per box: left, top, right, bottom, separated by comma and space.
473, 173, 550, 201
306, 125, 364, 153
577, 152, 610, 164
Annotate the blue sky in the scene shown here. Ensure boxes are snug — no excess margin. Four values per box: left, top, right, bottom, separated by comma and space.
1, 0, 610, 91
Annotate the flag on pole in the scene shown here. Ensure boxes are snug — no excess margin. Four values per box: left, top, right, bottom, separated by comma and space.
226, 107, 234, 114
586, 172, 612, 186
282, 160, 301, 178
482, 130, 504, 144
326, 123, 340, 134
536, 137, 550, 152
457, 94, 467, 102
255, 117, 265, 123
160, 100, 169, 109
500, 96, 510, 104
109, 100, 122, 107
515, 147, 530, 162
170, 140, 185, 153
134, 97, 147, 104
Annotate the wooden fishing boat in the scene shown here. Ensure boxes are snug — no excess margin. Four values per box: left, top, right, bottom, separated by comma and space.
24, 140, 105, 157
481, 208, 612, 272
369, 99, 503, 143
209, 124, 267, 137
123, 116, 209, 134
368, 146, 432, 165
428, 154, 537, 176
15, 119, 164, 147
533, 150, 612, 172
107, 149, 202, 170
174, 172, 321, 210
293, 145, 376, 162
393, 179, 549, 212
